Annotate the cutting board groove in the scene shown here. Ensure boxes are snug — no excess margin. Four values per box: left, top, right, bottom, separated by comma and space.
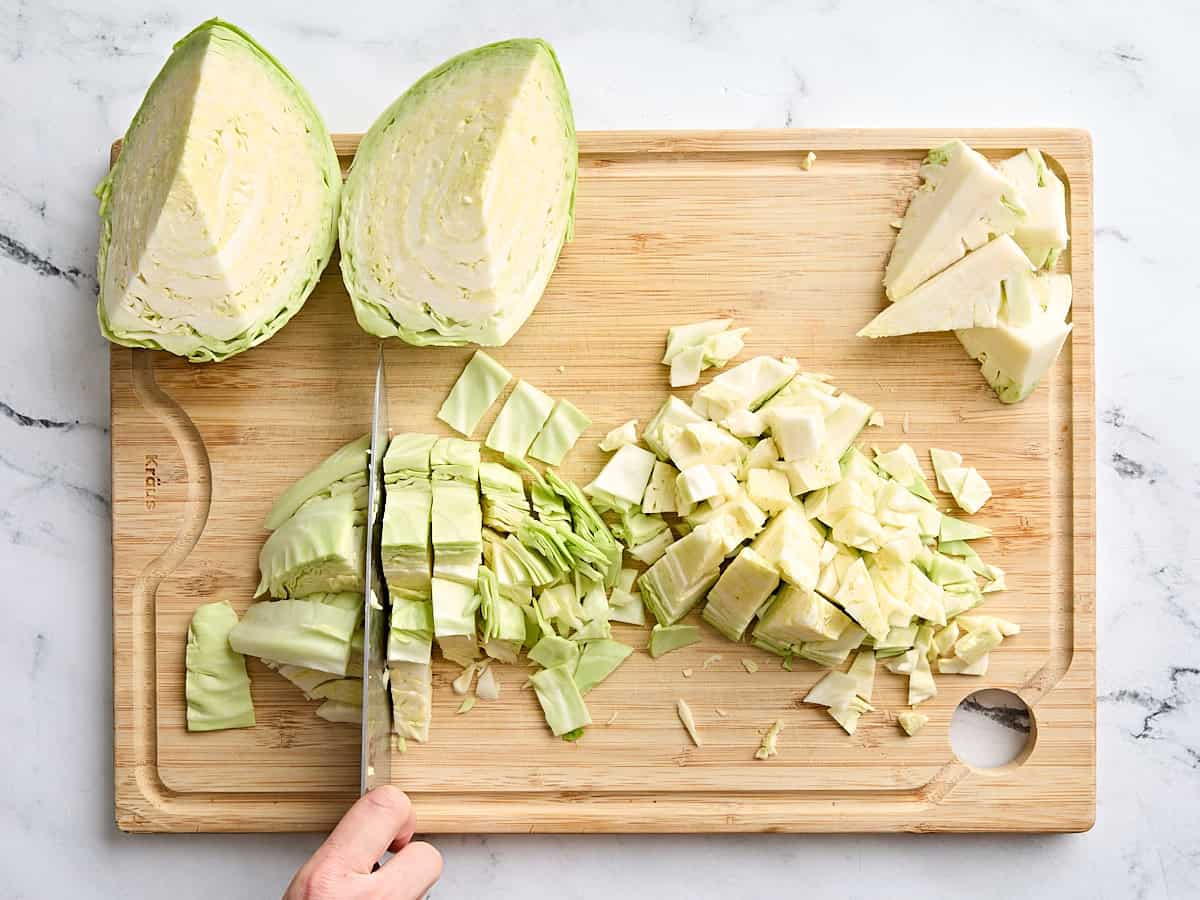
111, 129, 1094, 833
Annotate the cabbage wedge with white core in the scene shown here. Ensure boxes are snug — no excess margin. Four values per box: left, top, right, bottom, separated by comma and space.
96, 19, 340, 362
883, 140, 1025, 301
340, 39, 578, 347
859, 235, 1033, 338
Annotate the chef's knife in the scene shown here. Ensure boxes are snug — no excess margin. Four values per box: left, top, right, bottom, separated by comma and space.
361, 344, 392, 794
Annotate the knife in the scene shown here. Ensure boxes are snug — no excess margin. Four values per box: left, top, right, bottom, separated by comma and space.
361, 344, 392, 794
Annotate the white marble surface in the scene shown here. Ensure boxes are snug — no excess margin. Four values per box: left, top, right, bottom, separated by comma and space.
2, 0, 1198, 897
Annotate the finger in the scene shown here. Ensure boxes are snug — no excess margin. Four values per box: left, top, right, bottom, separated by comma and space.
387, 815, 417, 854
316, 786, 416, 873
373, 840, 443, 899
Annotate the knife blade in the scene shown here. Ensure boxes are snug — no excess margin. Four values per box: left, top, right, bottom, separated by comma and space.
361, 343, 392, 794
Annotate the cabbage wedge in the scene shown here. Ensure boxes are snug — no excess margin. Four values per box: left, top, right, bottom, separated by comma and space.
96, 19, 339, 361
340, 39, 577, 347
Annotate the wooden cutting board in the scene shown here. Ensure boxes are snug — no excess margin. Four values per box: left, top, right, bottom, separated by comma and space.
111, 129, 1094, 834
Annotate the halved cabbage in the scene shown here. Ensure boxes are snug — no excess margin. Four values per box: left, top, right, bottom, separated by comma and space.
340, 39, 577, 346
96, 19, 340, 361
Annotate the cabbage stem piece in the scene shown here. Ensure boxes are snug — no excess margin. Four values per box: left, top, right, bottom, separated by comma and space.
702, 547, 779, 641
340, 39, 577, 347
860, 235, 1033, 337
957, 273, 1073, 403
897, 710, 929, 736
662, 319, 748, 387
598, 420, 638, 452
529, 399, 591, 466
530, 664, 591, 737
229, 593, 362, 675
96, 19, 340, 361
185, 601, 254, 732
437, 351, 513, 437
997, 149, 1068, 268
676, 699, 703, 747
755, 720, 784, 760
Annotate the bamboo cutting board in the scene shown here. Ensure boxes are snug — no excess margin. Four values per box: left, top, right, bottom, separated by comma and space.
112, 129, 1095, 834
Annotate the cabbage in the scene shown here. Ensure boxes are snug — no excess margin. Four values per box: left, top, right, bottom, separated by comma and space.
228, 593, 362, 675
96, 19, 339, 361
185, 601, 254, 731
256, 490, 365, 598
340, 39, 577, 347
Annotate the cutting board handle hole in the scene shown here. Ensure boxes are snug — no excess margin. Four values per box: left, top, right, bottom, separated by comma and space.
950, 689, 1037, 772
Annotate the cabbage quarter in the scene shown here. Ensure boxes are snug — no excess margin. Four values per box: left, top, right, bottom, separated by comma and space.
340, 39, 577, 347
96, 19, 340, 361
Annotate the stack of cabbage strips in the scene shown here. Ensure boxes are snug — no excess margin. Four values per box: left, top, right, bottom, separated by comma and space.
224, 437, 371, 724
96, 19, 340, 361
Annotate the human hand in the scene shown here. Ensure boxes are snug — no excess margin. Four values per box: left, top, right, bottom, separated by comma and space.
285, 786, 443, 900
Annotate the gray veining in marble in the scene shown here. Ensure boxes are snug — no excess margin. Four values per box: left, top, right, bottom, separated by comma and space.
2, 1, 1198, 898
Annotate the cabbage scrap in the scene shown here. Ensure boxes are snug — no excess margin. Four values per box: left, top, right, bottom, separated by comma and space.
530, 664, 592, 737
648, 623, 702, 658
529, 399, 591, 466
437, 351, 513, 437
486, 381, 555, 459
661, 319, 749, 387
573, 639, 633, 693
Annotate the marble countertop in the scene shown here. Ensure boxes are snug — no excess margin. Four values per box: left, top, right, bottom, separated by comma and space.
3, 1, 1197, 897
